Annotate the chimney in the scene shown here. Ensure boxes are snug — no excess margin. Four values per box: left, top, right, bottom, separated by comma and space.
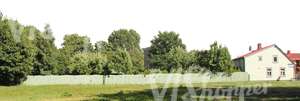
257, 43, 262, 50
287, 50, 291, 55
249, 46, 252, 51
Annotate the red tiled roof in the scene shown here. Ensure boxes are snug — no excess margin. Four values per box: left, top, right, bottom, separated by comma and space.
234, 44, 275, 59
287, 53, 300, 61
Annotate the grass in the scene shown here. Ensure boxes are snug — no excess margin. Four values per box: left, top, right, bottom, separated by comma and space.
0, 81, 300, 101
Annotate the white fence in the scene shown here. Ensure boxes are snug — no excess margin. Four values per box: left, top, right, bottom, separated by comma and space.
23, 72, 249, 85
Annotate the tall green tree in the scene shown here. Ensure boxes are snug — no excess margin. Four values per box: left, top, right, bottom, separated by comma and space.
59, 34, 93, 74
207, 42, 236, 74
0, 18, 33, 85
108, 29, 144, 73
32, 24, 59, 75
148, 31, 186, 71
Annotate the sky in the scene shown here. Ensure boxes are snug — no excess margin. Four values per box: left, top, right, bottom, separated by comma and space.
1, 0, 300, 58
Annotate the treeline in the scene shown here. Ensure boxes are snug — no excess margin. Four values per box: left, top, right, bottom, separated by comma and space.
0, 13, 238, 85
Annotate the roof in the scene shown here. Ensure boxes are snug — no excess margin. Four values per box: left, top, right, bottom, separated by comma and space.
234, 44, 295, 64
287, 53, 300, 61
234, 44, 274, 60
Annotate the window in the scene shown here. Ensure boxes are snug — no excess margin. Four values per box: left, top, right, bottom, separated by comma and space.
297, 61, 300, 66
266, 68, 272, 78
258, 56, 262, 61
273, 55, 278, 63
280, 68, 286, 77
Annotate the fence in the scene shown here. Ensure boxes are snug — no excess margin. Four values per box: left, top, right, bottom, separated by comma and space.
23, 72, 249, 85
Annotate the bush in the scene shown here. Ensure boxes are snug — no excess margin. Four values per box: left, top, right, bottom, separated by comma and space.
0, 67, 27, 86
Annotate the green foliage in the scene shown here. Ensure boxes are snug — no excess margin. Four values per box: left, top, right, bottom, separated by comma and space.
0, 11, 2, 19
95, 41, 113, 52
107, 49, 133, 74
55, 49, 71, 75
148, 31, 186, 70
128, 48, 144, 74
195, 42, 237, 74
0, 18, 33, 85
108, 29, 141, 49
0, 13, 241, 86
164, 47, 199, 73
89, 53, 108, 75
107, 29, 144, 74
188, 50, 198, 66
32, 24, 59, 75
195, 50, 210, 68
68, 52, 107, 75
61, 34, 93, 54
59, 34, 93, 74
166, 47, 188, 72
69, 53, 92, 75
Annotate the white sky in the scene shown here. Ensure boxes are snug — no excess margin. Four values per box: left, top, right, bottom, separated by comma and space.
1, 0, 300, 58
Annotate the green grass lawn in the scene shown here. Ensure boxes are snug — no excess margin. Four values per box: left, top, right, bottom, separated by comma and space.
1, 81, 300, 101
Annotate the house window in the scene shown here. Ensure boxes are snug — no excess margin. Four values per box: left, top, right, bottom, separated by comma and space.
273, 55, 278, 63
280, 68, 286, 77
258, 56, 262, 61
266, 68, 272, 78
297, 61, 300, 66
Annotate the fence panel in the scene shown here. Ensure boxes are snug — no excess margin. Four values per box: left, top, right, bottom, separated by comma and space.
23, 72, 249, 85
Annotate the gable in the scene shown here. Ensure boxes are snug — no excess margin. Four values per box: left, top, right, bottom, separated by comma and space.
245, 45, 294, 64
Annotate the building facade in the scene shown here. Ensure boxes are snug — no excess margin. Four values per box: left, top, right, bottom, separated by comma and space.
234, 44, 295, 81
286, 50, 300, 79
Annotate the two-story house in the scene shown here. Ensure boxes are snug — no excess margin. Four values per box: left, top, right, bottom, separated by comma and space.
233, 43, 295, 81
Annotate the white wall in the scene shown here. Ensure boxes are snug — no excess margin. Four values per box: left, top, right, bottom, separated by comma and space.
23, 72, 249, 85
245, 46, 294, 81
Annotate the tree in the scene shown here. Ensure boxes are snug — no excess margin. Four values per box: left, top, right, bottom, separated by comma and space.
61, 34, 93, 54
32, 24, 59, 75
108, 29, 141, 49
166, 47, 189, 72
218, 46, 237, 74
0, 18, 33, 85
188, 50, 198, 67
207, 42, 236, 74
107, 49, 133, 74
148, 31, 186, 70
165, 47, 198, 73
0, 11, 2, 19
59, 34, 93, 74
128, 48, 144, 74
195, 50, 210, 68
108, 29, 144, 73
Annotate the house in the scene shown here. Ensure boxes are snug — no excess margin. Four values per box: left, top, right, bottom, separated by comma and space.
233, 43, 295, 81
286, 50, 300, 79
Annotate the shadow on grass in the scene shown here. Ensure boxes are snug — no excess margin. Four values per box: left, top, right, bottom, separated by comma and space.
83, 87, 300, 101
